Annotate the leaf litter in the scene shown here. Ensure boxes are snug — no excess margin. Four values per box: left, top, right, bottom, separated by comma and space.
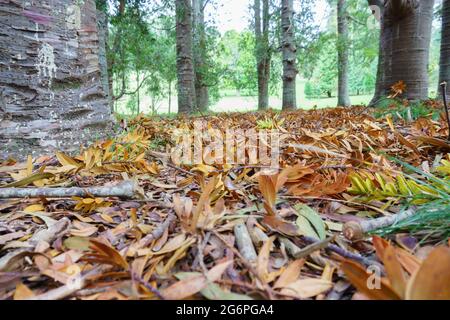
0, 105, 449, 300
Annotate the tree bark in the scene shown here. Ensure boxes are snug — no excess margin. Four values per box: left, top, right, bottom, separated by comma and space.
96, 8, 111, 107
439, 0, 450, 99
255, 0, 271, 111
0, 0, 111, 161
192, 0, 209, 112
371, 0, 434, 103
368, 0, 387, 106
176, 0, 196, 114
337, 0, 351, 107
281, 0, 297, 110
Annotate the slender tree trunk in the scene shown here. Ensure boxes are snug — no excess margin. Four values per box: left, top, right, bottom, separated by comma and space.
382, 0, 434, 101
0, 0, 111, 160
281, 0, 297, 110
136, 69, 140, 115
168, 81, 172, 114
255, 0, 270, 110
337, 0, 351, 107
193, 0, 209, 112
439, 0, 450, 99
176, 0, 196, 114
368, 0, 387, 106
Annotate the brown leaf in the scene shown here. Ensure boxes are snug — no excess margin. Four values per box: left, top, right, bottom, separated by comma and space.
405, 246, 450, 300
383, 246, 407, 299
162, 260, 232, 300
341, 259, 400, 300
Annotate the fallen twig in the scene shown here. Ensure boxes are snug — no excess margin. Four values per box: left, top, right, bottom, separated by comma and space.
211, 230, 275, 300
138, 212, 176, 247
0, 181, 137, 199
343, 207, 417, 241
234, 220, 258, 263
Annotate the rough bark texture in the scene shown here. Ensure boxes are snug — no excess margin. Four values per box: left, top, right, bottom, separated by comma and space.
439, 0, 450, 99
371, 0, 434, 104
97, 9, 110, 106
281, 0, 297, 110
192, 0, 209, 112
337, 0, 351, 107
0, 0, 112, 161
255, 0, 270, 111
176, 0, 196, 114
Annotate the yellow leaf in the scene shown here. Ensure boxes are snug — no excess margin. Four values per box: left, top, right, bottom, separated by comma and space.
280, 278, 333, 299
23, 204, 45, 213
14, 283, 35, 300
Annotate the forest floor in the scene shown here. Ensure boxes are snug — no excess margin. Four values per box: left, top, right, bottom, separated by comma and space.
0, 103, 449, 300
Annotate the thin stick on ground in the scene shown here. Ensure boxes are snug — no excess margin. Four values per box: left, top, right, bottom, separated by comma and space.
343, 207, 417, 241
211, 230, 275, 300
0, 181, 137, 199
234, 220, 258, 262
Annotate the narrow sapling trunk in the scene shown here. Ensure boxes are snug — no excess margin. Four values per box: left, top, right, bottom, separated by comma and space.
281, 0, 297, 110
337, 0, 351, 107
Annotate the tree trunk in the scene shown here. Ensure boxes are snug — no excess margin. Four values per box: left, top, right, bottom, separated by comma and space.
368, 0, 387, 106
176, 0, 196, 114
439, 0, 450, 99
0, 0, 111, 161
255, 0, 270, 111
375, 0, 434, 102
193, 0, 209, 112
96, 8, 111, 108
281, 0, 297, 110
337, 0, 351, 107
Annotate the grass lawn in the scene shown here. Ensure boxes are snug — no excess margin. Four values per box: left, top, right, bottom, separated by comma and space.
115, 78, 373, 115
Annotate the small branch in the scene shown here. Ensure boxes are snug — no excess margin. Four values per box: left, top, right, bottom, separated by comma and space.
0, 181, 137, 199
234, 220, 258, 263
343, 207, 417, 241
138, 212, 176, 247
211, 230, 275, 300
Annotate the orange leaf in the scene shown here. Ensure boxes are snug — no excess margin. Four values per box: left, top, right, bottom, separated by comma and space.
258, 175, 277, 210
341, 259, 400, 300
383, 246, 407, 299
372, 236, 390, 261
405, 246, 450, 300
262, 215, 299, 236
274, 259, 305, 289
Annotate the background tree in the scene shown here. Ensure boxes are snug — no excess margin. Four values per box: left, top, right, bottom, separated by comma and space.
193, 0, 209, 112
371, 0, 435, 103
176, 0, 196, 114
0, 0, 111, 160
281, 0, 298, 110
254, 0, 272, 110
337, 0, 351, 106
439, 0, 450, 98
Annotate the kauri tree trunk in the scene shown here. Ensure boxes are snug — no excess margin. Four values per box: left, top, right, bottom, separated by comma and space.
281, 0, 297, 110
371, 0, 434, 104
337, 0, 351, 107
0, 0, 111, 160
439, 0, 450, 99
176, 0, 196, 114
193, 0, 209, 112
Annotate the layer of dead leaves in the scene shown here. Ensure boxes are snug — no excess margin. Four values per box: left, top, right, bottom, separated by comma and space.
0, 104, 449, 300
